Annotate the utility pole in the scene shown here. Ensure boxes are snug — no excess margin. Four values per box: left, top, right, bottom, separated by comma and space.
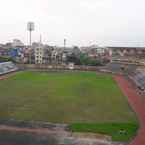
40, 34, 42, 44
27, 22, 35, 64
64, 39, 66, 48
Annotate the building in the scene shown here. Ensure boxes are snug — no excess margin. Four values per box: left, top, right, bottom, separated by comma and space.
81, 45, 109, 59
34, 47, 44, 64
108, 47, 145, 58
12, 39, 24, 48
0, 47, 9, 56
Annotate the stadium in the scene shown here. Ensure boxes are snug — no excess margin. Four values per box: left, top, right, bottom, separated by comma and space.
0, 61, 144, 145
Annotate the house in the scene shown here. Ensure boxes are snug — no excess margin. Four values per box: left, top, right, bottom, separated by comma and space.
81, 45, 108, 59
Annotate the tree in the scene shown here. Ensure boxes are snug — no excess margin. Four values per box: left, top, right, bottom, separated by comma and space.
66, 53, 81, 65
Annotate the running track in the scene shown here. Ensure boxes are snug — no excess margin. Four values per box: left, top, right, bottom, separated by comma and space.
114, 75, 145, 145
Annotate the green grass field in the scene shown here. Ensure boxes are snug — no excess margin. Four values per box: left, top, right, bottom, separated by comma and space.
0, 71, 136, 123
70, 123, 138, 141
0, 71, 138, 141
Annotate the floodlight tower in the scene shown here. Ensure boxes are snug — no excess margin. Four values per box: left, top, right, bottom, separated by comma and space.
27, 22, 34, 46
27, 22, 35, 63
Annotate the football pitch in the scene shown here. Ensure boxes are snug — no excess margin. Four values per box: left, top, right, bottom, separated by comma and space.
0, 71, 136, 123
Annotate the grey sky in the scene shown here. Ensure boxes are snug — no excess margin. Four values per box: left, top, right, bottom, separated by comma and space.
0, 0, 145, 46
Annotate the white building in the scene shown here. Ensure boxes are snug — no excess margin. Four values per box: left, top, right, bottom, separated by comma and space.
12, 39, 24, 47
34, 47, 44, 64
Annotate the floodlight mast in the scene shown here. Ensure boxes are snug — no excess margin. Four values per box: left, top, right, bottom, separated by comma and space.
29, 29, 32, 46
27, 22, 35, 64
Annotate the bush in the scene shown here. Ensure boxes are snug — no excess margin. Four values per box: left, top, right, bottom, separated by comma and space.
0, 56, 15, 63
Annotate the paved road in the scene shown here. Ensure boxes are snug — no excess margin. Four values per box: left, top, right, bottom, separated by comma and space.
114, 75, 145, 145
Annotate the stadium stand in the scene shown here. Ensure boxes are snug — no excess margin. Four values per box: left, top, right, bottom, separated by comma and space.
130, 69, 145, 90
0, 61, 18, 75
101, 62, 137, 74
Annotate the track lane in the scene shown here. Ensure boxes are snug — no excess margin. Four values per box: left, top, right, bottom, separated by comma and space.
114, 75, 145, 145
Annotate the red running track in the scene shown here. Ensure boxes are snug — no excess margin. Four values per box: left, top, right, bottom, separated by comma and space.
114, 75, 145, 145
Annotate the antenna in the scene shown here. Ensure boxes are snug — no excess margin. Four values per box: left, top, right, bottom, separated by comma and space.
64, 39, 66, 48
40, 34, 42, 44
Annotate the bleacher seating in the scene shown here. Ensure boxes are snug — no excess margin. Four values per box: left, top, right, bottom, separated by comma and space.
104, 62, 145, 90
103, 62, 137, 74
130, 69, 145, 90
0, 62, 18, 75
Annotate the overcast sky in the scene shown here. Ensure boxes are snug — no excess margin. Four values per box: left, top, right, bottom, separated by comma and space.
0, 0, 145, 47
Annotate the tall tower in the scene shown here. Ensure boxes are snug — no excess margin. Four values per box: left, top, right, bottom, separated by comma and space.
27, 22, 35, 63
27, 22, 35, 46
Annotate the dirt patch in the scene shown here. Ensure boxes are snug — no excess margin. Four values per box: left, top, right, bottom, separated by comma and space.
0, 121, 126, 145
71, 132, 111, 141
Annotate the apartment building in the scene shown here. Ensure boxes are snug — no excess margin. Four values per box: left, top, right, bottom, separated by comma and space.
34, 47, 44, 64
